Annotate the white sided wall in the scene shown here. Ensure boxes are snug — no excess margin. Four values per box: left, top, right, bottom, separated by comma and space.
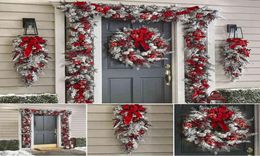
0, 104, 86, 140
0, 2, 55, 94
87, 104, 173, 155
0, 108, 19, 140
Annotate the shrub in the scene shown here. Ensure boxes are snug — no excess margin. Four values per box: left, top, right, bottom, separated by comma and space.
0, 94, 58, 103
75, 138, 86, 147
218, 88, 260, 103
0, 140, 19, 151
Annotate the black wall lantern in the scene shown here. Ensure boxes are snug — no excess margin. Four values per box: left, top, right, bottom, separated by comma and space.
23, 18, 38, 35
227, 24, 243, 38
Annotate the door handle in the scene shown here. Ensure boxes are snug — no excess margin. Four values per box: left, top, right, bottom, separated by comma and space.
54, 129, 57, 135
165, 64, 172, 86
247, 147, 253, 156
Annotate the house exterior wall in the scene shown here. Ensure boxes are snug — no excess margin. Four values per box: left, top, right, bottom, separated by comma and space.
87, 104, 173, 155
0, 0, 259, 95
0, 109, 19, 140
0, 105, 86, 140
0, 2, 55, 94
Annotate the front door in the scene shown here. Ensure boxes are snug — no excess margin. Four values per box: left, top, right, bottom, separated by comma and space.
175, 105, 255, 155
102, 18, 172, 103
34, 115, 57, 145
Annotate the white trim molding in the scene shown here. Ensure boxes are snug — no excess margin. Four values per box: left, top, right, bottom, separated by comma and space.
207, 21, 216, 94
93, 16, 103, 104
18, 111, 22, 149
31, 114, 34, 149
53, 2, 66, 103
173, 22, 185, 103
57, 115, 62, 147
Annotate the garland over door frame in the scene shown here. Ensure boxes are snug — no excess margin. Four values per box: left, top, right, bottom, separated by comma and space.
51, 1, 217, 103
19, 109, 71, 149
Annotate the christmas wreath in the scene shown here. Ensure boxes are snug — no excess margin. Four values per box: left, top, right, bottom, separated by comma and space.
113, 104, 151, 153
222, 38, 251, 81
183, 105, 253, 153
109, 27, 170, 68
12, 36, 49, 86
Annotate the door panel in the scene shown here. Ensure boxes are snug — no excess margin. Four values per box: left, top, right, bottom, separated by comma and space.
34, 115, 44, 145
109, 78, 133, 103
102, 18, 172, 103
34, 115, 57, 145
175, 105, 255, 156
141, 77, 164, 102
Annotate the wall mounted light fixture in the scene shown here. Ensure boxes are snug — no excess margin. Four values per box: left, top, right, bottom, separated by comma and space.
23, 18, 38, 35
227, 24, 243, 38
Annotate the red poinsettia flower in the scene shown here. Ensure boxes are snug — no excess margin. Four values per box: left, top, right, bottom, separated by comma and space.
234, 118, 248, 128
151, 14, 159, 20
103, 6, 111, 14
201, 79, 209, 89
74, 2, 87, 7
183, 122, 193, 128
139, 129, 145, 135
192, 29, 206, 41
176, 10, 189, 15
163, 10, 175, 18
196, 13, 204, 19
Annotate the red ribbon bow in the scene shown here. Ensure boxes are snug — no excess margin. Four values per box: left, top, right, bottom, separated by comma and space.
227, 38, 248, 49
19, 36, 46, 58
130, 27, 154, 51
207, 106, 234, 132
120, 104, 145, 125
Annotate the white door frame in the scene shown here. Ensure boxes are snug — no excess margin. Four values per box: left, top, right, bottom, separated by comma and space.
52, 2, 216, 104
93, 16, 103, 104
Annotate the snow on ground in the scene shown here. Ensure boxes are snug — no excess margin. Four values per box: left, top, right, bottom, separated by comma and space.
0, 93, 56, 97
0, 150, 34, 156
74, 147, 86, 152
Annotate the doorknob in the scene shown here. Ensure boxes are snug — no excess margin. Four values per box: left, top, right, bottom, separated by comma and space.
165, 64, 172, 86
247, 147, 253, 156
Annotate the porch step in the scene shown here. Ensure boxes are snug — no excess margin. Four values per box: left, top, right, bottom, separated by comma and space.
34, 144, 59, 151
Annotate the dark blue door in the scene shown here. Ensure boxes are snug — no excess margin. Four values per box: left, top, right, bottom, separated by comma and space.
102, 18, 172, 103
34, 115, 57, 145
